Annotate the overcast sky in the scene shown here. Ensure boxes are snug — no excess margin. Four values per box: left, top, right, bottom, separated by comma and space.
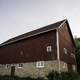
0, 0, 80, 43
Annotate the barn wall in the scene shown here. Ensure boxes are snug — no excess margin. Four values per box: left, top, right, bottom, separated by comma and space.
0, 60, 68, 77
0, 30, 57, 64
0, 30, 56, 64
58, 22, 76, 71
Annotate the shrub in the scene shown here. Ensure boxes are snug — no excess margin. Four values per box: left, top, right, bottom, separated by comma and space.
46, 71, 79, 80
46, 71, 60, 80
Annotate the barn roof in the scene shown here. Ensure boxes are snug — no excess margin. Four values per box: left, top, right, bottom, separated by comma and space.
0, 19, 75, 47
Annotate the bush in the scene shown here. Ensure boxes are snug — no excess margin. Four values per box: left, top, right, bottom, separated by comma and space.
0, 76, 45, 80
46, 71, 79, 80
61, 72, 79, 80
46, 71, 60, 80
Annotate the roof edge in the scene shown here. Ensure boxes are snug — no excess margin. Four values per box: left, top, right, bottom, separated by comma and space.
0, 19, 65, 47
0, 28, 57, 47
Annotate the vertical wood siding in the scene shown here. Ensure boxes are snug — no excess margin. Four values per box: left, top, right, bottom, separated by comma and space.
0, 30, 57, 64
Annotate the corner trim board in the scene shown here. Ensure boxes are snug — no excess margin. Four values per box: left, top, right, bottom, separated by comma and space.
56, 30, 61, 73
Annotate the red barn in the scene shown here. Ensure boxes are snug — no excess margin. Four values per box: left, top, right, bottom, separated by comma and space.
0, 19, 76, 77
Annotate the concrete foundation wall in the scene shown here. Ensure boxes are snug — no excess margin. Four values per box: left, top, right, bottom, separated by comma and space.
0, 60, 68, 78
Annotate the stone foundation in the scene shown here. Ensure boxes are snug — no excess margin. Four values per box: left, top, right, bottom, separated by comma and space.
0, 60, 68, 77
0, 65, 11, 76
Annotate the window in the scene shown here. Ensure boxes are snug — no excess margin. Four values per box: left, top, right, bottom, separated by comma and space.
18, 64, 23, 68
71, 53, 75, 58
64, 48, 67, 54
47, 46, 52, 52
5, 64, 11, 69
72, 65, 76, 71
36, 61, 45, 68
63, 63, 66, 68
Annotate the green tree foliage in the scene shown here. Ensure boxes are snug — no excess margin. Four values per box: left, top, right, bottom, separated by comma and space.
75, 38, 80, 74
46, 71, 79, 80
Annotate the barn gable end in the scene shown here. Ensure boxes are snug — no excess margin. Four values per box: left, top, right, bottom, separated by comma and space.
0, 19, 76, 77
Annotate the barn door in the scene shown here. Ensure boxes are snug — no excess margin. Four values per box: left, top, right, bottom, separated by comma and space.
11, 66, 15, 76
67, 63, 72, 72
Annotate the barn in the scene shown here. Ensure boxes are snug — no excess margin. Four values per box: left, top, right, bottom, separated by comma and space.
0, 19, 76, 77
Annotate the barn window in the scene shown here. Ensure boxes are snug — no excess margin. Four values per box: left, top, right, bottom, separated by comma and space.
46, 46, 52, 52
72, 65, 76, 71
36, 61, 45, 68
63, 63, 66, 68
71, 53, 75, 58
5, 64, 11, 69
64, 48, 67, 54
18, 63, 23, 68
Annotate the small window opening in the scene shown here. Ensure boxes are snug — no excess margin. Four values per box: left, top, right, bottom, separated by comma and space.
64, 48, 67, 54
36, 61, 45, 68
47, 46, 52, 52
18, 63, 23, 68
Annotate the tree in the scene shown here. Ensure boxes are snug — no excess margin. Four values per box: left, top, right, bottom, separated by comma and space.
75, 38, 80, 73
